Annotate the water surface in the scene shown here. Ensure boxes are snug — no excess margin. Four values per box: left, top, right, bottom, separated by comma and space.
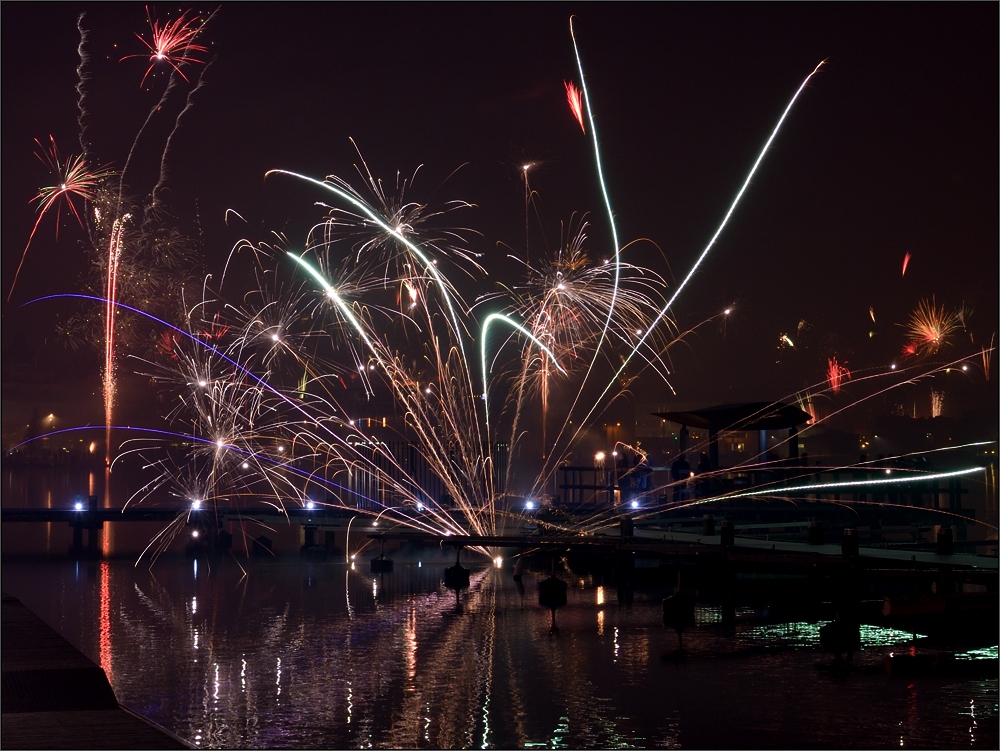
2, 556, 996, 749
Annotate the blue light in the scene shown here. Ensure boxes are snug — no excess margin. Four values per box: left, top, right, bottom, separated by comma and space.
306, 500, 315, 510
525, 501, 535, 510
630, 500, 639, 509
74, 501, 84, 511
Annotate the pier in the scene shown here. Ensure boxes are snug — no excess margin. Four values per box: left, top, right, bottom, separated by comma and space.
1, 592, 189, 749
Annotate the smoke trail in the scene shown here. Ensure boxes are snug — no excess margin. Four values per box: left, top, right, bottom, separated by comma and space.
75, 13, 90, 152
151, 61, 212, 212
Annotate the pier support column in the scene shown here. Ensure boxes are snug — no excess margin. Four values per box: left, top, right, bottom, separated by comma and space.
788, 425, 799, 463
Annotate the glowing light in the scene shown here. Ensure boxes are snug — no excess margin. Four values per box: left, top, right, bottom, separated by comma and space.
306, 500, 315, 510
494, 556, 503, 568
120, 8, 208, 87
719, 466, 984, 502
74, 501, 84, 511
905, 297, 964, 357
630, 500, 639, 509
901, 251, 912, 276
564, 80, 585, 132
827, 356, 850, 394
191, 499, 202, 510
8, 136, 114, 302
525, 501, 535, 510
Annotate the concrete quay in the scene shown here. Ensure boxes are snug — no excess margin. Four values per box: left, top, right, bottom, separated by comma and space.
1, 591, 189, 749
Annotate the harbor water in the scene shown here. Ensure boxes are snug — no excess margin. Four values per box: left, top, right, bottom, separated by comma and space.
2, 466, 997, 749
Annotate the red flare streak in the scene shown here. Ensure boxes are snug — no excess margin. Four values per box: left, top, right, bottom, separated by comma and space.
565, 80, 585, 132
827, 357, 851, 395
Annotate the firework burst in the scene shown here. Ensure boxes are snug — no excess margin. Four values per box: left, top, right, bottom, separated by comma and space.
121, 7, 209, 87
903, 297, 964, 357
826, 356, 850, 394
565, 80, 585, 132
7, 136, 114, 302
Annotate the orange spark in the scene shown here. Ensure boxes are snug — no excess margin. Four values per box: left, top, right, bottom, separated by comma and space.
565, 80, 585, 133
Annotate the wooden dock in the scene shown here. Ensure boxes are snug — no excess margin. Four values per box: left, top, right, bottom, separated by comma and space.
1, 591, 189, 749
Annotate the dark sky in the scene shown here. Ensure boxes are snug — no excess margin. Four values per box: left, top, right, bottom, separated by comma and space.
2, 3, 997, 414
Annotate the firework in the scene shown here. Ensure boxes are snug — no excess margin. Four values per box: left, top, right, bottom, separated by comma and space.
25, 15, 990, 561
904, 297, 963, 357
120, 7, 209, 87
7, 137, 114, 302
826, 356, 850, 394
901, 251, 911, 276
564, 80, 585, 132
113, 37, 829, 551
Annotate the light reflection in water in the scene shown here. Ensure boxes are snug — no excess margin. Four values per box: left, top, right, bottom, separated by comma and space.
98, 559, 112, 681
2, 559, 995, 750
101, 466, 113, 556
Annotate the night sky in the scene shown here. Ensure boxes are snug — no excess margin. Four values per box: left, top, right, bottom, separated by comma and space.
2, 3, 997, 426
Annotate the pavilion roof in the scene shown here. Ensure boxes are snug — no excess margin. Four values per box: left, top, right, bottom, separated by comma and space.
653, 401, 812, 432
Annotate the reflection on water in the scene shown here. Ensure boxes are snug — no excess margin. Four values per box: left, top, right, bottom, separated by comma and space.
1, 557, 996, 749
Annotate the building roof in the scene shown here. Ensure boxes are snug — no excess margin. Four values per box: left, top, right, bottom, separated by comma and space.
653, 401, 812, 432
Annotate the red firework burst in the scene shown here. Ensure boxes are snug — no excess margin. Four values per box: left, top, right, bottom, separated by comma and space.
121, 7, 207, 87
826, 356, 850, 394
565, 80, 585, 133
8, 136, 114, 301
